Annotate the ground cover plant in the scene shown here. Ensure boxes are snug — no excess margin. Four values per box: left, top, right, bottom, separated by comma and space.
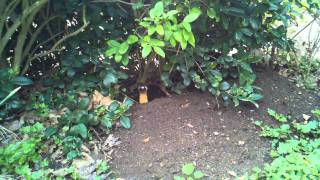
0, 0, 319, 179
242, 108, 320, 179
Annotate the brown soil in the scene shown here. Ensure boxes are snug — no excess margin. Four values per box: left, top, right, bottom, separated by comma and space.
110, 68, 319, 179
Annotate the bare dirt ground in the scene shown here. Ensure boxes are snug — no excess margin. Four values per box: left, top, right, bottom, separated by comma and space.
110, 68, 319, 180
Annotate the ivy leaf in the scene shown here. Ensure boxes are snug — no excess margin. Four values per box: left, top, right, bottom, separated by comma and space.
118, 42, 129, 55
142, 45, 152, 58
70, 123, 88, 139
149, 1, 163, 18
103, 73, 118, 87
12, 76, 33, 86
156, 24, 164, 36
120, 116, 131, 129
153, 47, 165, 58
127, 35, 139, 44
182, 163, 195, 175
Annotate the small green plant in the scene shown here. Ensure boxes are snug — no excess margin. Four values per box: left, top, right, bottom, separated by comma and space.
46, 91, 134, 160
174, 163, 204, 180
267, 108, 290, 122
228, 84, 263, 108
0, 123, 49, 179
243, 108, 320, 179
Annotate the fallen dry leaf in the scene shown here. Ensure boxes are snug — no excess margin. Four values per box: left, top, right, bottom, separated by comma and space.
187, 123, 194, 128
89, 90, 113, 110
228, 170, 237, 177
143, 137, 151, 143
180, 102, 191, 108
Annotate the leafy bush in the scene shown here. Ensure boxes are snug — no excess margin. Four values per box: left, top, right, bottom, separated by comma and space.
43, 90, 134, 160
243, 108, 320, 179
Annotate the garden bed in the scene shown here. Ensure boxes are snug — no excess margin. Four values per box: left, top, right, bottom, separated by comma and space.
110, 68, 319, 179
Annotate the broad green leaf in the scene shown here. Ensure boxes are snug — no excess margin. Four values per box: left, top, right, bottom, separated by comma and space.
123, 97, 134, 107
166, 10, 178, 17
250, 17, 259, 30
182, 22, 192, 32
182, 163, 195, 175
223, 7, 245, 17
120, 116, 131, 129
105, 47, 117, 57
183, 29, 190, 41
150, 39, 165, 47
240, 63, 253, 73
170, 38, 177, 47
12, 76, 33, 86
142, 45, 152, 58
115, 54, 122, 63
101, 114, 113, 128
194, 170, 204, 179
103, 73, 118, 87
174, 176, 185, 180
220, 81, 230, 91
180, 39, 187, 50
148, 26, 157, 36
207, 8, 217, 19
107, 40, 120, 47
79, 97, 90, 109
188, 33, 195, 47
149, 1, 164, 18
156, 24, 164, 36
122, 56, 129, 66
153, 47, 165, 58
241, 28, 253, 36
118, 42, 129, 55
249, 93, 263, 101
70, 123, 88, 139
127, 35, 139, 44
183, 9, 201, 23
173, 31, 183, 43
